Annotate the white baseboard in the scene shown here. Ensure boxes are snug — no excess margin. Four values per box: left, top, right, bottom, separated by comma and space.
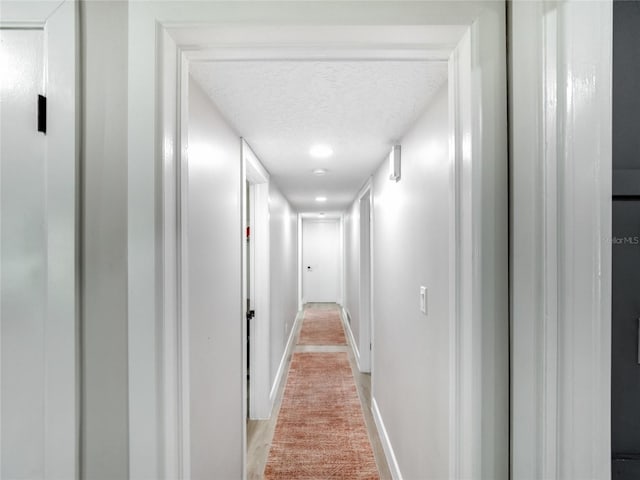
269, 310, 302, 407
341, 307, 362, 372
371, 397, 403, 480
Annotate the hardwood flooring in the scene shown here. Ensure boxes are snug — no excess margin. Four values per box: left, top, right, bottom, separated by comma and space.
246, 303, 392, 479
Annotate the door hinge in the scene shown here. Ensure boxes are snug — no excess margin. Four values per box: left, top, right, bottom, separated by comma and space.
370, 342, 372, 351
37, 95, 47, 134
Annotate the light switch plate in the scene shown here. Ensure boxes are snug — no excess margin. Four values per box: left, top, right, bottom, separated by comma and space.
420, 286, 427, 314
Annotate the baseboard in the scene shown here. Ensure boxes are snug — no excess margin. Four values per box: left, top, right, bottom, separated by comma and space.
341, 307, 362, 372
371, 397, 403, 480
269, 309, 302, 407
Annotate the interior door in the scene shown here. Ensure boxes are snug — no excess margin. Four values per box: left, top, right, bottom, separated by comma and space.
1, 27, 48, 478
612, 199, 640, 479
359, 191, 372, 372
302, 218, 340, 303
1, 4, 78, 477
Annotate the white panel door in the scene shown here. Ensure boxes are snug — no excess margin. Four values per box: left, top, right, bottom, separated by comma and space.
1, 28, 47, 478
1, 3, 78, 476
302, 219, 340, 303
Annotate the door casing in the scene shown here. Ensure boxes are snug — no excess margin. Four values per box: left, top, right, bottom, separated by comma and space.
242, 140, 271, 420
140, 5, 510, 479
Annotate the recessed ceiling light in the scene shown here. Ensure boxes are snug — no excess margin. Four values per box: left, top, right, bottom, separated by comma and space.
315, 196, 327, 203
309, 144, 333, 158
313, 168, 328, 176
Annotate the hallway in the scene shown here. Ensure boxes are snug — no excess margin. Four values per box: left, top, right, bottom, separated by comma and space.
0, 1, 617, 479
247, 303, 391, 479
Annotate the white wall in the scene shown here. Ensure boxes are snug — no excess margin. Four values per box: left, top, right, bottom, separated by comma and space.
510, 1, 612, 478
371, 84, 451, 480
187, 78, 243, 478
268, 184, 299, 390
81, 2, 129, 479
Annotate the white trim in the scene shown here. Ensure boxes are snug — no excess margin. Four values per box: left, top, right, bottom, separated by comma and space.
341, 307, 362, 372
0, 1, 64, 25
447, 31, 464, 480
158, 27, 179, 480
44, 3, 79, 478
369, 181, 377, 406
356, 182, 372, 373
178, 49, 192, 480
352, 175, 374, 203
269, 310, 302, 404
555, 4, 612, 475
184, 47, 455, 63
510, 1, 612, 478
449, 25, 486, 480
167, 24, 468, 58
149, 9, 509, 479
240, 139, 248, 480
446, 10, 509, 478
242, 140, 271, 420
338, 214, 345, 306
297, 214, 303, 310
541, 8, 559, 476
371, 398, 403, 480
243, 140, 269, 184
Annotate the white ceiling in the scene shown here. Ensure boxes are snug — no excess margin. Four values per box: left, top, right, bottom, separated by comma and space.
190, 60, 447, 212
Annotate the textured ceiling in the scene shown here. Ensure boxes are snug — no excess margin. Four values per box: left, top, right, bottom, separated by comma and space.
190, 60, 447, 212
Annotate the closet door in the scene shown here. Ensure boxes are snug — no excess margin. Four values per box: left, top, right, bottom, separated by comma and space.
1, 2, 78, 478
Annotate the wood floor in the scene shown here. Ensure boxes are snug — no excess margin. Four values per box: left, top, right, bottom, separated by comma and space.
246, 303, 392, 479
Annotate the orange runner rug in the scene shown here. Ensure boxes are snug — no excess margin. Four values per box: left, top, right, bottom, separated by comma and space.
264, 352, 379, 479
297, 309, 347, 345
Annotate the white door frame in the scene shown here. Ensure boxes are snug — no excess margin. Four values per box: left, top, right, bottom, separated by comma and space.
1, 1, 78, 479
297, 214, 304, 311
241, 140, 271, 420
359, 187, 372, 373
510, 2, 612, 478
349, 180, 373, 374
139, 6, 508, 478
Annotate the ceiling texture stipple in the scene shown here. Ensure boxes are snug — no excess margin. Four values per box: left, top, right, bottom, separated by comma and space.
189, 60, 448, 212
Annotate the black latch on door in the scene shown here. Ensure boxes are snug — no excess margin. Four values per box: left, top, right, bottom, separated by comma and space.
246, 310, 255, 321
37, 95, 46, 134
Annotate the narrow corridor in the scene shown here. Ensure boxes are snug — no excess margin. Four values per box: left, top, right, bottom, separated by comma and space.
247, 303, 391, 479
1, 2, 618, 479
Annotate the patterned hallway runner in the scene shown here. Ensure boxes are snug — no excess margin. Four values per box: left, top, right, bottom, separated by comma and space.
264, 352, 379, 479
297, 309, 347, 345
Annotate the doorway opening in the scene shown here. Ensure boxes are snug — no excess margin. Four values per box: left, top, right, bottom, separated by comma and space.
245, 178, 251, 413
358, 187, 372, 373
154, 15, 509, 479
242, 140, 271, 421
